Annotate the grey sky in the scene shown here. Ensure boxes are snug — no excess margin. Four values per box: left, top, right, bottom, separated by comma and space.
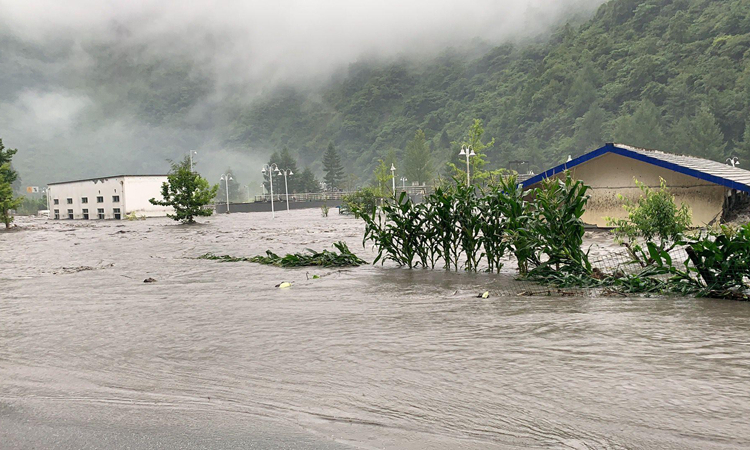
0, 0, 605, 187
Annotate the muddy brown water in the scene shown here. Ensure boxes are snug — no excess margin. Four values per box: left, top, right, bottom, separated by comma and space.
2, 210, 750, 449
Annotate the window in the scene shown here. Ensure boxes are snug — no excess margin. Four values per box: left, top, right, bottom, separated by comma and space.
66, 198, 73, 204
97, 196, 104, 203
53, 198, 59, 205
81, 197, 88, 204
82, 209, 89, 220
113, 208, 121, 220
67, 209, 74, 219
54, 209, 60, 219
97, 208, 105, 219
112, 195, 120, 203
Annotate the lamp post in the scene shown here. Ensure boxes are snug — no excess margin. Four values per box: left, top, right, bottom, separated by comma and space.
278, 168, 294, 211
726, 157, 740, 168
390, 163, 396, 196
400, 177, 407, 191
459, 145, 476, 185
189, 151, 197, 172
220, 173, 233, 213
262, 163, 281, 219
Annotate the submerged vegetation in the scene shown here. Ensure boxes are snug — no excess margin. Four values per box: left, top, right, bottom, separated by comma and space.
199, 241, 366, 268
354, 172, 592, 276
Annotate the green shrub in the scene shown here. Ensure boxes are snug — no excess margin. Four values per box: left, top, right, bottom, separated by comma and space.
343, 187, 380, 219
607, 177, 691, 264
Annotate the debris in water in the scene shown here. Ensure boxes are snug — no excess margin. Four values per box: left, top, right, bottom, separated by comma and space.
477, 291, 490, 299
143, 277, 157, 283
276, 282, 292, 289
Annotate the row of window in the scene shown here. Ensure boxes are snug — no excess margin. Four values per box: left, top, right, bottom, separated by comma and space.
53, 196, 119, 205
54, 208, 121, 220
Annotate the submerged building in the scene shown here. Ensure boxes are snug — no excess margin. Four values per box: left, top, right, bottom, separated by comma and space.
47, 175, 171, 220
520, 143, 750, 227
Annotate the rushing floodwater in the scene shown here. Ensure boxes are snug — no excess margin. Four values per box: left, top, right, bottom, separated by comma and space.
2, 209, 750, 449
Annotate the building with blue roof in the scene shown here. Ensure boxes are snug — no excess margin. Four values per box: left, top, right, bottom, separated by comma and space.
519, 143, 750, 227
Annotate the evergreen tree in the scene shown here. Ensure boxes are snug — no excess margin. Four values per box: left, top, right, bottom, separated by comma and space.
263, 151, 282, 194
671, 106, 726, 161
613, 101, 667, 150
0, 139, 21, 228
322, 143, 344, 191
149, 157, 219, 224
735, 123, 750, 164
297, 167, 321, 193
403, 129, 432, 185
278, 147, 300, 192
573, 103, 607, 153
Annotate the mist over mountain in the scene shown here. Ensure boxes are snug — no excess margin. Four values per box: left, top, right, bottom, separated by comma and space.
0, 0, 603, 189
2, 0, 749, 193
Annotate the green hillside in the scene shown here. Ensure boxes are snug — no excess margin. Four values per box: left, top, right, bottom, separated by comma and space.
226, 0, 750, 179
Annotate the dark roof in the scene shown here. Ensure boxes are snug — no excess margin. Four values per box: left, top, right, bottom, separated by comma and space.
48, 174, 168, 186
520, 143, 750, 193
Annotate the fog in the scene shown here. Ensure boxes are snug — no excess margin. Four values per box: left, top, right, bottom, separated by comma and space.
0, 0, 605, 190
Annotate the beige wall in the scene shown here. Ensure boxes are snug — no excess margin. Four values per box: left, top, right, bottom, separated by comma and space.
530, 153, 726, 227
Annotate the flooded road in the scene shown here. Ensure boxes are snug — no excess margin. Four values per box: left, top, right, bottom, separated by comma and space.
2, 209, 750, 449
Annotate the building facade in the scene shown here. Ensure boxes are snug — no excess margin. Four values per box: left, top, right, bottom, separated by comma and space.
521, 144, 750, 227
47, 175, 171, 220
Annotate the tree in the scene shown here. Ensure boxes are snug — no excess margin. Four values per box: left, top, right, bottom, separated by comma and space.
216, 168, 242, 203
612, 100, 667, 150
447, 119, 497, 186
278, 147, 300, 192
735, 123, 750, 163
573, 103, 608, 152
297, 167, 321, 193
372, 159, 393, 197
322, 142, 344, 191
671, 106, 726, 160
0, 139, 21, 229
403, 129, 432, 185
150, 157, 218, 224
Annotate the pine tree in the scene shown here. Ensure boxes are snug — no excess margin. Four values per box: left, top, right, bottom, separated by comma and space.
403, 129, 432, 185
671, 106, 726, 161
322, 143, 344, 191
613, 100, 667, 150
278, 147, 300, 192
573, 103, 607, 152
297, 167, 320, 193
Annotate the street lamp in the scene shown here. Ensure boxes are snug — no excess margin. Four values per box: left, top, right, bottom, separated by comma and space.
278, 168, 294, 211
459, 145, 476, 185
189, 151, 198, 172
220, 173, 233, 213
390, 163, 396, 196
400, 176, 407, 191
261, 163, 281, 219
726, 157, 740, 168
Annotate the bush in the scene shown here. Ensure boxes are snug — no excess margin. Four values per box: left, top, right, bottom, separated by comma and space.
607, 177, 691, 264
343, 187, 381, 219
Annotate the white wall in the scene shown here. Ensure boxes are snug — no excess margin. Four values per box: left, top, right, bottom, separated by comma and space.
123, 176, 172, 217
47, 176, 170, 219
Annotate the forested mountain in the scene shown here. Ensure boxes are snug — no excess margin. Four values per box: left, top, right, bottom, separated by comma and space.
225, 0, 750, 178
2, 0, 749, 187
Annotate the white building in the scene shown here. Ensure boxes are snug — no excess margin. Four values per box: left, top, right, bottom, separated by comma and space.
47, 175, 171, 220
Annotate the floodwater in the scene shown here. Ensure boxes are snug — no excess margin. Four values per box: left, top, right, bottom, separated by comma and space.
2, 209, 750, 449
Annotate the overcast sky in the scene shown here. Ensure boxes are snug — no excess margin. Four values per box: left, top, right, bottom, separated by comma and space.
0, 0, 605, 187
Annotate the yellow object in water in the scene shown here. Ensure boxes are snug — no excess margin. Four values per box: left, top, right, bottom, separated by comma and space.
277, 282, 292, 289
481, 291, 490, 299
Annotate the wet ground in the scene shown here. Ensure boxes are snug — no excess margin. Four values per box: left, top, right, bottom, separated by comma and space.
2, 209, 750, 449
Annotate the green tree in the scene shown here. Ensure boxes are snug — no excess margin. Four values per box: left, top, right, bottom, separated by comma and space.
150, 157, 218, 224
735, 123, 750, 163
323, 143, 344, 191
672, 106, 726, 161
0, 139, 21, 228
613, 100, 667, 150
216, 168, 242, 203
278, 147, 300, 192
448, 119, 497, 186
573, 103, 608, 152
372, 159, 393, 197
403, 129, 432, 185
297, 167, 321, 193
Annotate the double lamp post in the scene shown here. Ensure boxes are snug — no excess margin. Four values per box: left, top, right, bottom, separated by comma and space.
261, 163, 293, 219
